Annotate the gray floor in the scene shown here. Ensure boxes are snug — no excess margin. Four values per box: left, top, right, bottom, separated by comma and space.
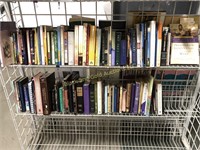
0, 83, 20, 150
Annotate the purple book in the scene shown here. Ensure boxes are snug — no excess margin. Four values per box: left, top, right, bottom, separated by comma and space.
111, 48, 115, 66
130, 83, 136, 113
83, 84, 90, 114
133, 82, 140, 114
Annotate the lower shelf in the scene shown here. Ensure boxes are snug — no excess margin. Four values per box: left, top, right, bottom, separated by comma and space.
29, 133, 186, 150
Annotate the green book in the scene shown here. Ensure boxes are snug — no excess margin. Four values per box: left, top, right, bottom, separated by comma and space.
59, 87, 64, 113
54, 31, 58, 65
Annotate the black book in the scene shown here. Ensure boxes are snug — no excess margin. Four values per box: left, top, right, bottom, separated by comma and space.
76, 82, 84, 113
89, 83, 95, 113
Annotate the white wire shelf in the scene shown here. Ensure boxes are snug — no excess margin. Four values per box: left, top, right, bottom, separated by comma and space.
7, 64, 200, 70
29, 134, 186, 150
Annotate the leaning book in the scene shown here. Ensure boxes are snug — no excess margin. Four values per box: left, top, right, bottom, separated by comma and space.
170, 36, 199, 65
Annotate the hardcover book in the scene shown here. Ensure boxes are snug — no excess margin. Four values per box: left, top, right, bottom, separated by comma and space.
0, 30, 14, 67
83, 83, 90, 114
170, 36, 199, 65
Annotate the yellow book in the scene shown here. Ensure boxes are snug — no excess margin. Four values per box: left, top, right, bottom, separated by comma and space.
43, 26, 48, 65
89, 25, 96, 66
34, 28, 38, 65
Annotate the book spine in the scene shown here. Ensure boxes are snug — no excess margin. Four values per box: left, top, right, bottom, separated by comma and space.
120, 40, 127, 66
89, 25, 96, 66
57, 27, 61, 65
130, 83, 136, 113
156, 22, 163, 67
157, 84, 162, 115
146, 76, 154, 116
51, 89, 56, 111
43, 26, 48, 65
63, 85, 69, 112
55, 84, 60, 112
166, 32, 171, 66
141, 83, 148, 115
107, 27, 112, 66
47, 31, 51, 65
150, 21, 156, 67
51, 32, 55, 65
22, 30, 28, 65
68, 84, 74, 113
95, 28, 101, 66
97, 81, 102, 114
115, 32, 122, 66
122, 89, 127, 112
114, 86, 118, 113
64, 32, 68, 65
74, 25, 79, 65
140, 23, 144, 67
28, 81, 35, 114
101, 29, 106, 65
119, 86, 123, 113
94, 83, 98, 114
89, 84, 95, 113
34, 29, 38, 65
76, 84, 84, 113
84, 84, 90, 114
126, 83, 132, 113
104, 85, 108, 113
59, 87, 64, 113
136, 24, 141, 67
145, 27, 150, 66
68, 32, 74, 65
18, 81, 26, 112
130, 29, 137, 66
86, 25, 90, 66
30, 30, 35, 65
72, 83, 77, 114
54, 31, 58, 65
108, 85, 112, 113
82, 24, 87, 66
23, 84, 30, 112
12, 32, 18, 64
26, 30, 31, 65
40, 78, 51, 115
133, 82, 140, 114
112, 85, 115, 113
39, 26, 45, 65
61, 26, 65, 66
78, 25, 83, 65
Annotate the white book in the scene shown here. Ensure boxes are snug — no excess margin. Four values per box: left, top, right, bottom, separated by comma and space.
28, 81, 35, 114
104, 85, 108, 113
107, 85, 111, 113
68, 32, 74, 65
166, 32, 171, 66
83, 24, 87, 66
26, 30, 31, 65
136, 24, 141, 67
156, 22, 162, 67
150, 21, 156, 67
156, 84, 163, 115
142, 83, 148, 115
119, 86, 123, 113
97, 81, 102, 114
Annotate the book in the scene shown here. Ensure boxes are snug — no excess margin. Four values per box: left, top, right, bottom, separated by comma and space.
89, 83, 95, 113
104, 85, 108, 113
141, 83, 148, 115
89, 25, 96, 66
170, 36, 199, 65
68, 31, 74, 65
23, 83, 30, 112
12, 77, 22, 113
133, 82, 140, 114
120, 40, 127, 66
155, 83, 162, 115
76, 82, 84, 113
126, 83, 132, 113
97, 81, 102, 114
33, 72, 43, 114
130, 83, 136, 113
149, 21, 156, 67
0, 30, 14, 67
95, 28, 102, 66
83, 83, 90, 114
59, 87, 64, 113
145, 76, 154, 116
156, 22, 163, 67
160, 27, 169, 66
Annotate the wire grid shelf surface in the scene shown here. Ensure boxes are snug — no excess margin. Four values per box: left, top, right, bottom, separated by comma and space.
0, 66, 200, 150
28, 118, 186, 150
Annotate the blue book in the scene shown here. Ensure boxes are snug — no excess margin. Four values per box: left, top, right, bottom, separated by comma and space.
130, 83, 136, 113
120, 40, 127, 66
37, 27, 42, 65
129, 28, 137, 66
83, 84, 90, 114
133, 82, 140, 115
140, 23, 144, 67
111, 48, 115, 66
114, 86, 118, 113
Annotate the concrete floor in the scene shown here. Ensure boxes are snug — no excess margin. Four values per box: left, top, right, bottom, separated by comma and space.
0, 83, 20, 150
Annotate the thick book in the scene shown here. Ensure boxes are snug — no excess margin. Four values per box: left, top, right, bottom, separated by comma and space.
0, 30, 14, 67
83, 83, 90, 114
76, 82, 84, 113
40, 72, 55, 115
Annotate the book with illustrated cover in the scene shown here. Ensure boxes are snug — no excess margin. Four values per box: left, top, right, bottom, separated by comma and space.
0, 30, 14, 67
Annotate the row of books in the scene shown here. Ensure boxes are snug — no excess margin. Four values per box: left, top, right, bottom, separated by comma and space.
12, 71, 163, 116
1, 16, 198, 68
